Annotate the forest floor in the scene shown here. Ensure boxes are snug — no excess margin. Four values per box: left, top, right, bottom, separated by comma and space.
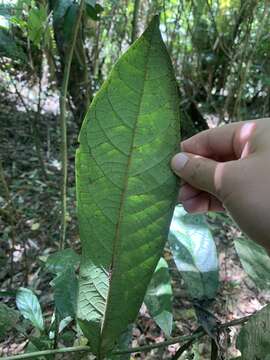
0, 100, 270, 359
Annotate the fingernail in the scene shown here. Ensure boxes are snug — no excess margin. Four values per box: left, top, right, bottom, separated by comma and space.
171, 153, 189, 172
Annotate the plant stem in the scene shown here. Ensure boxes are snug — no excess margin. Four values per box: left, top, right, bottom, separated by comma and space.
55, 0, 85, 351
0, 346, 90, 360
0, 314, 251, 359
59, 0, 85, 251
116, 331, 205, 355
32, 63, 48, 181
131, 0, 140, 43
171, 338, 195, 360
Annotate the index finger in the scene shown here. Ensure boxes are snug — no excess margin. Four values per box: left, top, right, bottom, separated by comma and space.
181, 121, 256, 160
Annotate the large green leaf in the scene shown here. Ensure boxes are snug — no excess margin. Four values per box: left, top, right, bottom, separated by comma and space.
43, 248, 80, 274
109, 324, 133, 360
144, 257, 173, 337
168, 205, 219, 300
234, 236, 270, 290
0, 303, 19, 340
236, 304, 270, 359
51, 266, 78, 319
76, 16, 180, 358
27, 6, 48, 47
52, 0, 73, 24
16, 288, 44, 332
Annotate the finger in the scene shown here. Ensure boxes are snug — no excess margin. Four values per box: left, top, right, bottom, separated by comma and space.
181, 121, 257, 160
182, 192, 224, 213
171, 152, 218, 196
180, 183, 203, 202
180, 183, 224, 213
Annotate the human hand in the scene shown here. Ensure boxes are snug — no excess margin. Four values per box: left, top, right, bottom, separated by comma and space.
171, 118, 270, 252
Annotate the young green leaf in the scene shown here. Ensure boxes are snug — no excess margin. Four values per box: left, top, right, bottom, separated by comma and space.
51, 266, 78, 319
168, 205, 219, 300
76, 16, 180, 358
44, 248, 80, 274
234, 236, 270, 290
27, 6, 48, 47
144, 257, 173, 337
236, 304, 270, 359
16, 288, 44, 332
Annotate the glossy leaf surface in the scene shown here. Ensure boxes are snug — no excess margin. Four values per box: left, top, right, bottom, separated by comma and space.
16, 288, 44, 332
168, 205, 219, 300
234, 236, 270, 290
236, 304, 270, 359
76, 16, 180, 358
144, 257, 173, 336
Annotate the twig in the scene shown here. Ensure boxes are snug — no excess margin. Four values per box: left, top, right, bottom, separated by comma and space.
0, 346, 90, 360
131, 0, 140, 43
55, 0, 86, 351
32, 62, 48, 181
171, 338, 196, 360
211, 338, 218, 360
59, 0, 85, 251
0, 313, 252, 359
114, 331, 205, 354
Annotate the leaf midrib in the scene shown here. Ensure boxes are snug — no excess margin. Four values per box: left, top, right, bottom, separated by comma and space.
100, 31, 155, 339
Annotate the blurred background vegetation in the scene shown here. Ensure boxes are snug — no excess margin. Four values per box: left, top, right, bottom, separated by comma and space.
0, 0, 270, 358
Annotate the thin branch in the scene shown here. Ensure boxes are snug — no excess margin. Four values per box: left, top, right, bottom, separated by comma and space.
131, 0, 140, 43
0, 314, 252, 359
0, 346, 90, 360
56, 0, 86, 350
114, 330, 205, 355
171, 338, 196, 360
59, 0, 85, 251
32, 63, 48, 181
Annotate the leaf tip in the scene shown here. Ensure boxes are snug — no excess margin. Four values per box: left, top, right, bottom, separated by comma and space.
143, 14, 160, 40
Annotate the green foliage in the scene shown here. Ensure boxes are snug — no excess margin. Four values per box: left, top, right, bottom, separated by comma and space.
51, 266, 78, 319
42, 249, 79, 320
52, 0, 73, 24
236, 304, 270, 359
25, 335, 53, 358
85, 3, 103, 21
1, 1, 270, 358
43, 248, 80, 274
0, 3, 15, 18
0, 303, 19, 340
16, 288, 44, 332
168, 205, 219, 300
76, 16, 180, 358
27, 5, 48, 47
85, 0, 96, 6
0, 29, 26, 62
63, 3, 78, 42
108, 325, 133, 360
234, 236, 270, 290
144, 257, 173, 337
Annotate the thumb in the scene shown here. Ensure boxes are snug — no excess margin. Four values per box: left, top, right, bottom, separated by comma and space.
171, 152, 219, 197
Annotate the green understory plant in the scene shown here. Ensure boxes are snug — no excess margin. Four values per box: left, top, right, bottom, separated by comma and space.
1, 12, 270, 360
